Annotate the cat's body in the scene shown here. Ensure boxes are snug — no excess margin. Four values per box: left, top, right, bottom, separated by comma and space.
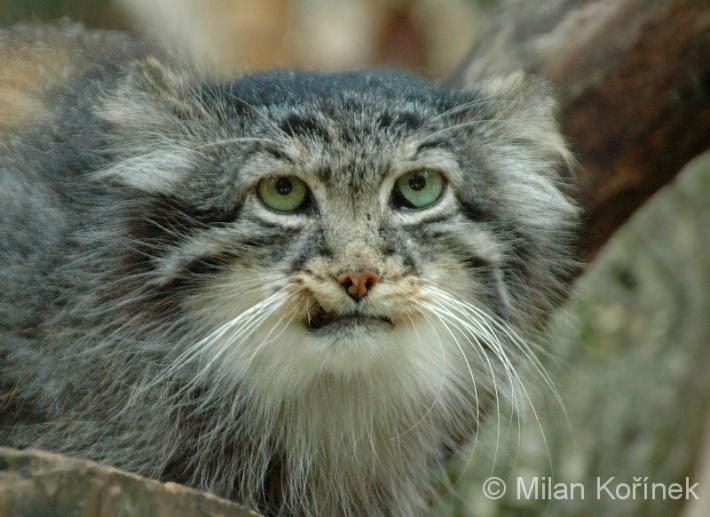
0, 22, 578, 516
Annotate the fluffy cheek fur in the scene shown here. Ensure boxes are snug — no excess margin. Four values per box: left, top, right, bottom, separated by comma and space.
182, 250, 498, 411
172, 250, 503, 515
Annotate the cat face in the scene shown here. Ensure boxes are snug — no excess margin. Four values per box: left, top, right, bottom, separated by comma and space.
100, 62, 578, 400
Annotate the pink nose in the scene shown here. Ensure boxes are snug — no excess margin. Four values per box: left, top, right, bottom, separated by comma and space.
337, 271, 380, 301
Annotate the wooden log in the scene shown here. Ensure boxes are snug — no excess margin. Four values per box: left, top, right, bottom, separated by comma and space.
447, 0, 710, 260
0, 447, 259, 517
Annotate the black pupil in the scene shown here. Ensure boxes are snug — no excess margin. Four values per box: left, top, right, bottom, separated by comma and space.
408, 173, 427, 191
275, 178, 293, 195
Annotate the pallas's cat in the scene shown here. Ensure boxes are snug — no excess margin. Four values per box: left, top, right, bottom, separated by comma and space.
0, 22, 578, 517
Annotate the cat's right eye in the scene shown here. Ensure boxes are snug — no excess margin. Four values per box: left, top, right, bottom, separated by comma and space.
258, 176, 309, 213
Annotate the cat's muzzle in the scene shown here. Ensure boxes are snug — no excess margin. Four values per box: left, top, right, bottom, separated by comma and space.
305, 301, 393, 334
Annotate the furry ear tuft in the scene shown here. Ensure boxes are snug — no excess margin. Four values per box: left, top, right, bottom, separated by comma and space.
95, 57, 199, 193
477, 70, 557, 124
99, 56, 197, 131
477, 71, 575, 178
477, 70, 528, 97
126, 57, 205, 119
131, 56, 183, 95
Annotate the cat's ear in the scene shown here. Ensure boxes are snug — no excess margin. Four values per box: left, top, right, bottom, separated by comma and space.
476, 71, 557, 121
95, 57, 203, 193
475, 71, 574, 175
101, 57, 206, 128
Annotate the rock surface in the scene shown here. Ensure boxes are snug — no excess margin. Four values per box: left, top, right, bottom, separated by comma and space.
0, 447, 260, 517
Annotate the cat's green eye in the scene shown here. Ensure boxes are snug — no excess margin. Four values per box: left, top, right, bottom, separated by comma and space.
258, 176, 308, 212
394, 169, 445, 209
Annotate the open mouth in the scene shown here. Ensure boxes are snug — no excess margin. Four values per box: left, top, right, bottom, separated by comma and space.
306, 303, 394, 332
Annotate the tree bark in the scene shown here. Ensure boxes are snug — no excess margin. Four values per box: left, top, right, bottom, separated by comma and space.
446, 0, 710, 261
0, 447, 258, 517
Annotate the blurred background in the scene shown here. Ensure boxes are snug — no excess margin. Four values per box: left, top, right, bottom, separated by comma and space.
0, 0, 486, 76
1, 1, 708, 515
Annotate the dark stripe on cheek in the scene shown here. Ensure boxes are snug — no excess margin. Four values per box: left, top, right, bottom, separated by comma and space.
449, 235, 511, 322
398, 213, 453, 230
107, 196, 244, 321
462, 255, 489, 270
168, 196, 241, 225
158, 228, 294, 292
239, 230, 294, 251
158, 250, 242, 295
401, 248, 417, 273
508, 229, 535, 265
379, 227, 418, 273
159, 232, 292, 292
120, 194, 241, 285
457, 196, 492, 223
182, 251, 242, 279
289, 226, 330, 272
125, 194, 240, 247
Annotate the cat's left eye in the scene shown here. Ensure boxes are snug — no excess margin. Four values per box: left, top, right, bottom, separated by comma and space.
258, 176, 309, 213
392, 169, 445, 210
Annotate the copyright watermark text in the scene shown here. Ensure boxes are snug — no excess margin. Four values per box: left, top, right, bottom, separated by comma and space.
482, 476, 700, 501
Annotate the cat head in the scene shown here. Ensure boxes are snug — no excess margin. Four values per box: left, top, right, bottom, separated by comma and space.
96, 58, 579, 401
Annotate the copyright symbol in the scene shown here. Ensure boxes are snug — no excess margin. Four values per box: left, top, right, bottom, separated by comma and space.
482, 477, 506, 500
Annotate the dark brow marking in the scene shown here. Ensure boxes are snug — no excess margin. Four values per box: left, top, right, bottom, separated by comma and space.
377, 111, 424, 132
279, 113, 331, 143
261, 146, 294, 163
415, 139, 448, 156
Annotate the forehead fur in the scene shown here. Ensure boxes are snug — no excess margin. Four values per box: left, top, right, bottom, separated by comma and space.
194, 69, 471, 161
219, 69, 446, 106
102, 58, 563, 148
103, 61, 480, 142
98, 58, 571, 205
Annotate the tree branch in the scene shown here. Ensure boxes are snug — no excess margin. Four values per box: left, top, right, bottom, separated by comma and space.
447, 0, 710, 260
